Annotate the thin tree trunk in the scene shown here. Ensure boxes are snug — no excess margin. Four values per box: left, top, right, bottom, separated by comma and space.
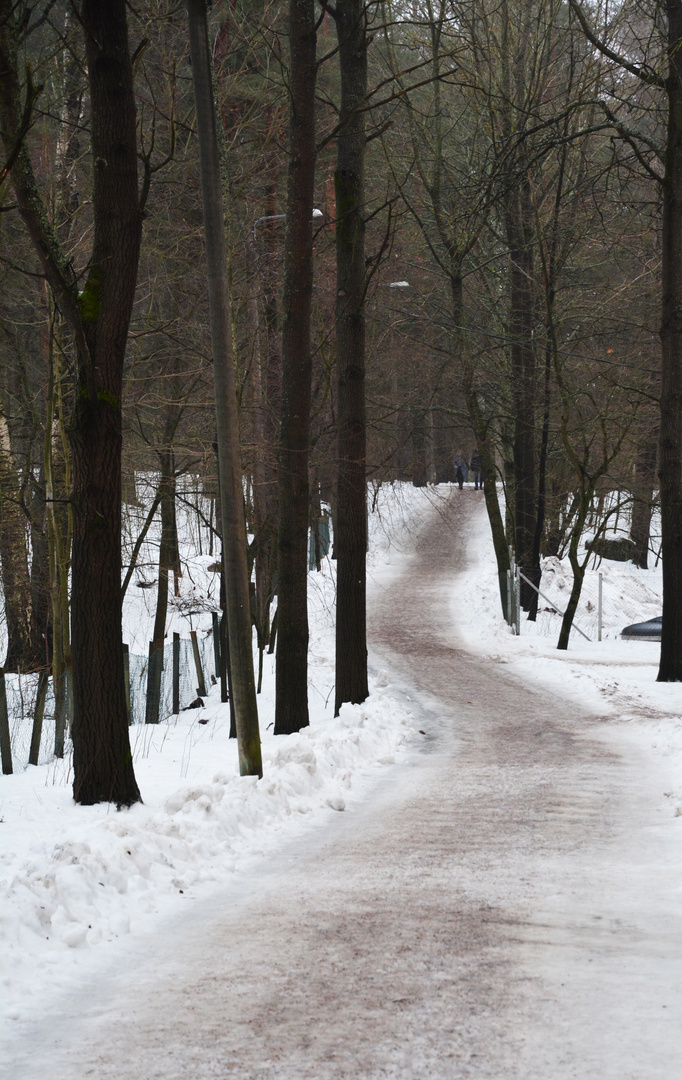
506, 185, 537, 607
334, 0, 369, 715
0, 408, 34, 672
0, 669, 11, 774
44, 336, 72, 758
432, 406, 455, 484
187, 0, 262, 769
630, 432, 658, 570
274, 0, 317, 734
411, 408, 428, 487
557, 526, 588, 650
658, 0, 682, 680
145, 449, 175, 724
249, 221, 279, 692
464, 381, 511, 616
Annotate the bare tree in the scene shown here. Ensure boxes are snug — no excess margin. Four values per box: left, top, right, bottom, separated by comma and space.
570, 0, 681, 679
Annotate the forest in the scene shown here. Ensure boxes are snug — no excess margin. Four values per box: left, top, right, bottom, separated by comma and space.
0, 0, 680, 806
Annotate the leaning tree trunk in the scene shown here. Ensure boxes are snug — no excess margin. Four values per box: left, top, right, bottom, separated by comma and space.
187, 0, 262, 771
463, 378, 511, 617
334, 0, 369, 716
659, 5, 682, 681
0, 0, 142, 804
274, 0, 317, 735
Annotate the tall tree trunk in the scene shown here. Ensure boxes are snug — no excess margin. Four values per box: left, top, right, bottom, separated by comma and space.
659, 0, 682, 680
69, 2, 142, 804
432, 406, 455, 484
630, 431, 658, 570
411, 408, 428, 487
0, 408, 34, 672
527, 332, 552, 620
44, 350, 72, 759
334, 0, 369, 715
250, 184, 281, 692
464, 380, 511, 617
274, 0, 317, 734
505, 180, 537, 608
1, 0, 142, 804
29, 465, 50, 672
145, 449, 175, 725
187, 0, 262, 770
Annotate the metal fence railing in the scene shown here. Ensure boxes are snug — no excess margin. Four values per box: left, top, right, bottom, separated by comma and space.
504, 549, 604, 644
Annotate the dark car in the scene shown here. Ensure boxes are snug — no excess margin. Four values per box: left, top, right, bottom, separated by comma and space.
620, 616, 662, 641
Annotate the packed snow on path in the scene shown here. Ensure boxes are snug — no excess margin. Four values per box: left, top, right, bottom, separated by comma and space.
1, 482, 681, 1046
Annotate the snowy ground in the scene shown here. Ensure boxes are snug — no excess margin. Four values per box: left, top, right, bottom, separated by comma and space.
1, 482, 680, 1073
452, 492, 681, 813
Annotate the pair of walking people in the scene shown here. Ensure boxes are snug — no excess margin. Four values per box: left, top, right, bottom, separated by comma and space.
454, 449, 483, 491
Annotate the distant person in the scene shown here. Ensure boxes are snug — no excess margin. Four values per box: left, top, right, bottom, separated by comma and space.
454, 449, 467, 490
470, 448, 482, 490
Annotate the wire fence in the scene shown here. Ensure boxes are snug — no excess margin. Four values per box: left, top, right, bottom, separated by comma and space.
505, 554, 606, 643
503, 549, 661, 645
3, 626, 220, 775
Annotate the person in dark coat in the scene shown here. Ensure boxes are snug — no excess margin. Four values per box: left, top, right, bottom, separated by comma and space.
454, 450, 467, 490
470, 448, 482, 490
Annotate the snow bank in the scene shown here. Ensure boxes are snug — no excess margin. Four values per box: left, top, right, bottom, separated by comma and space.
0, 677, 416, 1020
451, 492, 682, 817
1, 480, 434, 1025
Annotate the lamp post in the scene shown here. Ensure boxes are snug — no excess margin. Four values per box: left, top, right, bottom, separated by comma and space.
252, 207, 323, 240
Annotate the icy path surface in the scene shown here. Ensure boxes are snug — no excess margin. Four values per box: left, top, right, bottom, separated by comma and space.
6, 493, 681, 1079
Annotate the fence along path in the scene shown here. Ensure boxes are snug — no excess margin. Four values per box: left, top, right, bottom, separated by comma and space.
3, 627, 220, 774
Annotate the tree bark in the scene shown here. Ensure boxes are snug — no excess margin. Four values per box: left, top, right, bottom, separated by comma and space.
274, 0, 317, 734
334, 0, 369, 716
187, 0, 262, 770
658, 0, 682, 680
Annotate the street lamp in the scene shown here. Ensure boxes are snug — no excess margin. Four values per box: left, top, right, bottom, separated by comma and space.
252, 207, 323, 240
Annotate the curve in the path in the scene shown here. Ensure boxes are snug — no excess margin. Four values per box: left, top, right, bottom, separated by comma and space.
9, 490, 680, 1080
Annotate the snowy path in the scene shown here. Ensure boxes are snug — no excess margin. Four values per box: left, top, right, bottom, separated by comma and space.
6, 492, 681, 1079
